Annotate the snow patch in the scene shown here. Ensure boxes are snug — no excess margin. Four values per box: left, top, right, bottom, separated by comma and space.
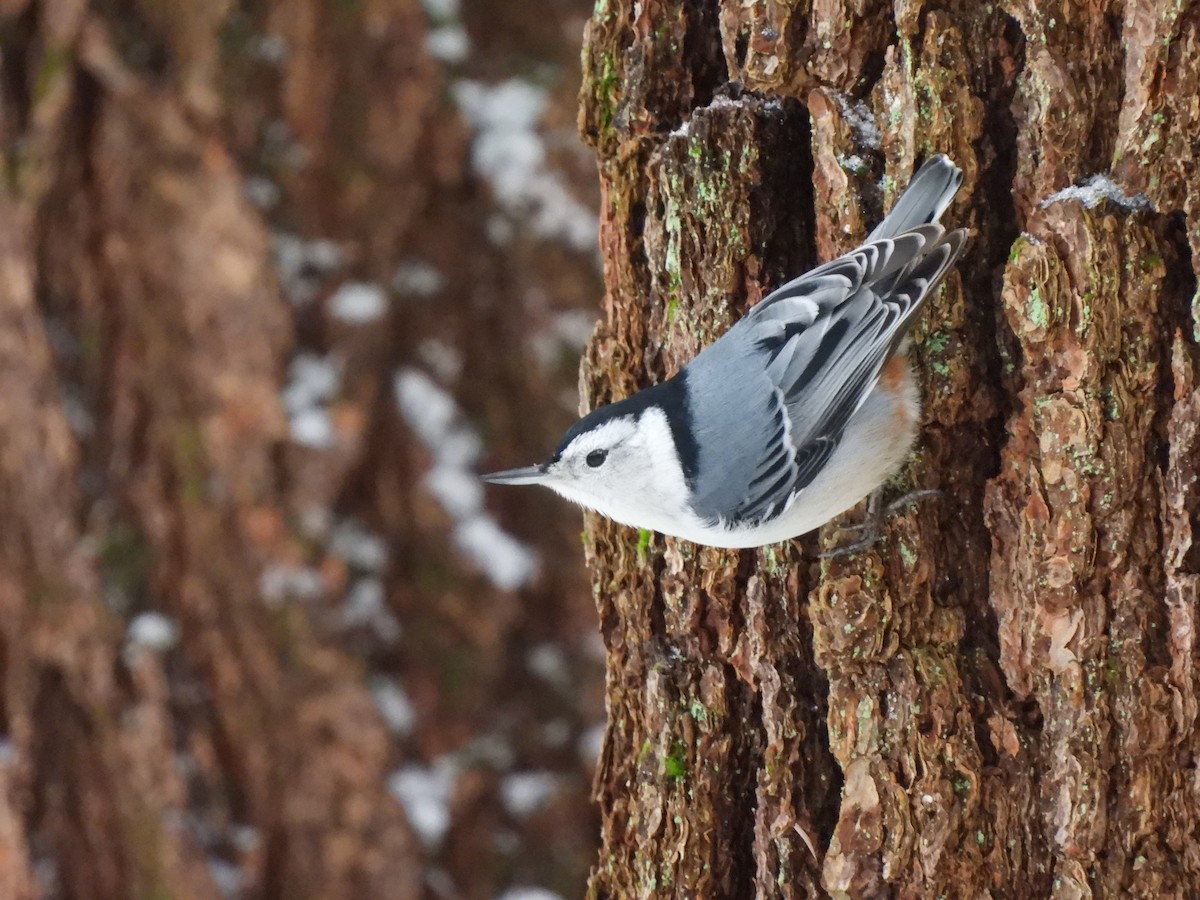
260, 565, 324, 605
583, 630, 606, 660
283, 353, 340, 413
327, 520, 395, 642
395, 368, 465, 447
1041, 174, 1154, 212
496, 888, 565, 900
420, 0, 460, 21
500, 772, 558, 818
460, 732, 516, 770
371, 677, 417, 736
837, 153, 868, 175
578, 724, 605, 767
342, 577, 402, 642
453, 79, 598, 253
707, 94, 742, 111
64, 392, 94, 438
273, 234, 342, 307
439, 428, 485, 469
229, 825, 261, 855
395, 368, 537, 590
127, 612, 179, 652
426, 26, 470, 64
526, 643, 570, 688
837, 94, 881, 150
330, 519, 390, 572
329, 281, 388, 324
455, 77, 545, 132
393, 259, 445, 297
33, 859, 59, 897
455, 516, 538, 592
272, 233, 307, 285
251, 33, 288, 64
244, 176, 281, 210
282, 353, 341, 448
289, 407, 334, 448
425, 464, 484, 519
208, 858, 245, 898
388, 761, 458, 847
304, 239, 343, 272
265, 120, 310, 170
273, 234, 342, 282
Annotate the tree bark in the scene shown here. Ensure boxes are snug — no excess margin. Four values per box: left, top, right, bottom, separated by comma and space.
578, 0, 1200, 897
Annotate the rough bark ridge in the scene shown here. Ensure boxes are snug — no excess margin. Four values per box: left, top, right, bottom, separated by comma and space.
579, 0, 1200, 896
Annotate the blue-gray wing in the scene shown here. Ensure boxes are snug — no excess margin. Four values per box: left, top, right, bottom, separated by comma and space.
688, 223, 968, 524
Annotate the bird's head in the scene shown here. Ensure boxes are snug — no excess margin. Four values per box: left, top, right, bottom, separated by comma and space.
483, 386, 693, 531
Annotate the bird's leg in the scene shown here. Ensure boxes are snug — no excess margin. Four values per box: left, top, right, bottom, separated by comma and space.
818, 488, 884, 559
819, 487, 943, 559
883, 488, 943, 517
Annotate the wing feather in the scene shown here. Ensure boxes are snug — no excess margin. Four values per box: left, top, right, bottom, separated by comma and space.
695, 224, 968, 524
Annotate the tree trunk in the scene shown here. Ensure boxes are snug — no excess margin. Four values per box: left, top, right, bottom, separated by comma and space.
578, 0, 1200, 896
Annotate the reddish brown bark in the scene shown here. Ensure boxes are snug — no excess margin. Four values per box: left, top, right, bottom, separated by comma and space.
579, 0, 1200, 896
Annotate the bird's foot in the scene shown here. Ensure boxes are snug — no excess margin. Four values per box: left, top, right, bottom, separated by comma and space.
819, 488, 943, 559
819, 489, 884, 559
883, 489, 943, 517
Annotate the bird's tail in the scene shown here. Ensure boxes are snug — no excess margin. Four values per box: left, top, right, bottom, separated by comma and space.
867, 155, 964, 241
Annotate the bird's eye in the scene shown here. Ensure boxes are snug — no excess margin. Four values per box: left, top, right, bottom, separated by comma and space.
586, 449, 608, 468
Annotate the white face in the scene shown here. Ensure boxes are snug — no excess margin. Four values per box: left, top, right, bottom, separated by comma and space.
542, 410, 692, 532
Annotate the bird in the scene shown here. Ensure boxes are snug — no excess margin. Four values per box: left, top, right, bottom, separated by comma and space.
483, 155, 968, 550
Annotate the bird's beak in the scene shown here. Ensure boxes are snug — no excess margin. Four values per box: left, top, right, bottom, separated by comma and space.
481, 464, 548, 486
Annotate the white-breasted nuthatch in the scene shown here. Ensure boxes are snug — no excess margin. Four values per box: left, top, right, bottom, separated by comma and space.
484, 155, 967, 549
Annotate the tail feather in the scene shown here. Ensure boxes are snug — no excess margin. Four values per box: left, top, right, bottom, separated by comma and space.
867, 155, 963, 241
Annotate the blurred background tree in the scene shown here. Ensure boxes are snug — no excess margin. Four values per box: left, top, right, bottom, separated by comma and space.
1, 0, 602, 897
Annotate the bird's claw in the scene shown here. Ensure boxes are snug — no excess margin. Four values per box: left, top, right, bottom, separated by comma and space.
883, 488, 943, 516
818, 488, 944, 559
